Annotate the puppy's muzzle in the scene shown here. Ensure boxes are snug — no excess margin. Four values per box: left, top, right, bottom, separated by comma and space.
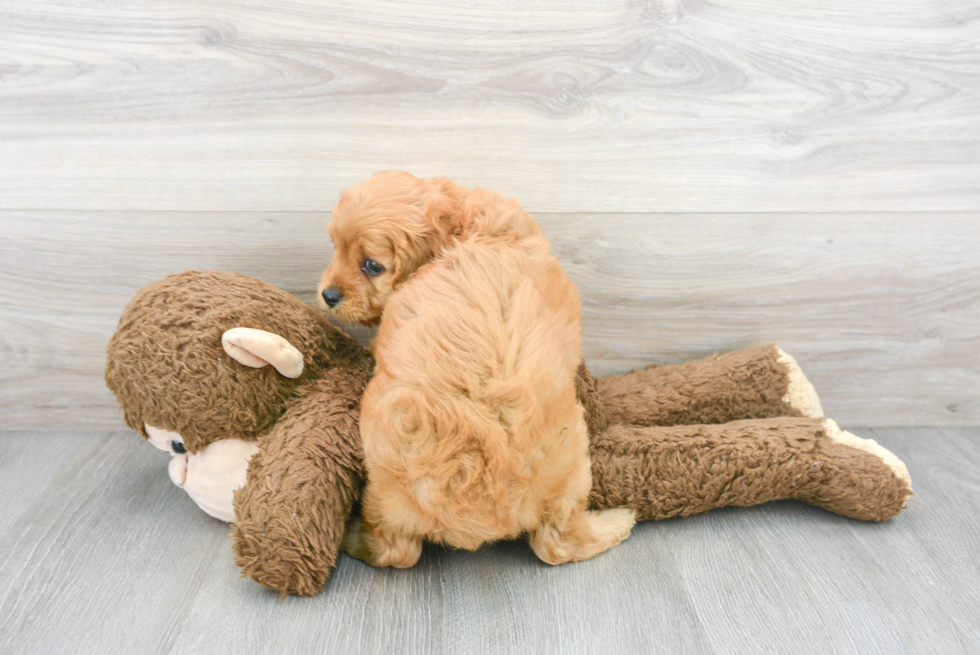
322, 287, 343, 308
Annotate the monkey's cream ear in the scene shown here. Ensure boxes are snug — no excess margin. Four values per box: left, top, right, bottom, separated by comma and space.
221, 327, 304, 379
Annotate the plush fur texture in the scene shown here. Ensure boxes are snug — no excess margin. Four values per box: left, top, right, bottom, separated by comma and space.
105, 272, 912, 597
578, 358, 911, 521
598, 346, 813, 428
105, 271, 372, 453
105, 271, 374, 596
232, 369, 367, 597
326, 172, 634, 567
589, 418, 911, 522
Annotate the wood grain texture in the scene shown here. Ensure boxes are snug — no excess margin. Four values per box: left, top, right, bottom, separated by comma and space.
2, 210, 976, 429
1, 0, 978, 212
0, 427, 977, 654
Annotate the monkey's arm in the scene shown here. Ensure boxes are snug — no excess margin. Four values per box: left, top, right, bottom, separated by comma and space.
232, 368, 366, 598
588, 417, 911, 522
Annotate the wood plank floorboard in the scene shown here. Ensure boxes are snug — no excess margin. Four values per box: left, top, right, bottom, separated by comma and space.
0, 427, 976, 654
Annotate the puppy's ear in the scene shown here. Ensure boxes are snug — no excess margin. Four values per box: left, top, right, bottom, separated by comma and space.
424, 177, 466, 238
221, 327, 305, 378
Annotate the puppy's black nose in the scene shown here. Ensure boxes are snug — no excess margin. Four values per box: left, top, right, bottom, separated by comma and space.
322, 287, 343, 308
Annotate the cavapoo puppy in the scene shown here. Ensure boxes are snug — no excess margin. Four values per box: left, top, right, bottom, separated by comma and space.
319, 171, 635, 567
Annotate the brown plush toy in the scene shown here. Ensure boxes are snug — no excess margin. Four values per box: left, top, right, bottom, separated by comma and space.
105, 270, 912, 598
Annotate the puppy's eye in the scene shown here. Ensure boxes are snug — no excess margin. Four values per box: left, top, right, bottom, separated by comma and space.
361, 259, 385, 276
171, 441, 187, 454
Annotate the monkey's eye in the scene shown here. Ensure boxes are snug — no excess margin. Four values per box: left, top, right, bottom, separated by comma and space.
171, 441, 187, 454
361, 259, 385, 276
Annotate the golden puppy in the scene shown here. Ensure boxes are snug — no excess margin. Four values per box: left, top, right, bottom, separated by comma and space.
320, 171, 635, 567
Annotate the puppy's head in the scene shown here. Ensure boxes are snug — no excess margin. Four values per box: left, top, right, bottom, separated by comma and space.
319, 170, 463, 325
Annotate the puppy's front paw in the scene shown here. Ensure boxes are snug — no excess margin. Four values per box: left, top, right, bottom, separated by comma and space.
341, 516, 374, 563
341, 516, 423, 568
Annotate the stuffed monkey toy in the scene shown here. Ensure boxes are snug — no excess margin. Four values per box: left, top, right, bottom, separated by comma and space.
105, 271, 912, 598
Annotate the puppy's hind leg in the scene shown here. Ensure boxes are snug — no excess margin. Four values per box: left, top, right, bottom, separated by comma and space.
530, 499, 636, 565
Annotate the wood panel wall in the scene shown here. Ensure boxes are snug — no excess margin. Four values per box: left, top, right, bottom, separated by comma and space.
1, 0, 978, 428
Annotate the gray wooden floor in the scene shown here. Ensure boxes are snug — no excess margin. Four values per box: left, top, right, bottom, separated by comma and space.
1, 427, 977, 655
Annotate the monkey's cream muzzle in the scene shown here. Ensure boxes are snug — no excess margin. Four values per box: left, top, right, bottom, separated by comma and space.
145, 424, 258, 523
140, 327, 305, 522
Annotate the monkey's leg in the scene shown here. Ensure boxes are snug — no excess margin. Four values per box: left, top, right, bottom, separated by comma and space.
588, 417, 911, 522
595, 345, 823, 427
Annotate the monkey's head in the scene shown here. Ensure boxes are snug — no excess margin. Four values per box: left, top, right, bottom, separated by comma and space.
104, 270, 372, 519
